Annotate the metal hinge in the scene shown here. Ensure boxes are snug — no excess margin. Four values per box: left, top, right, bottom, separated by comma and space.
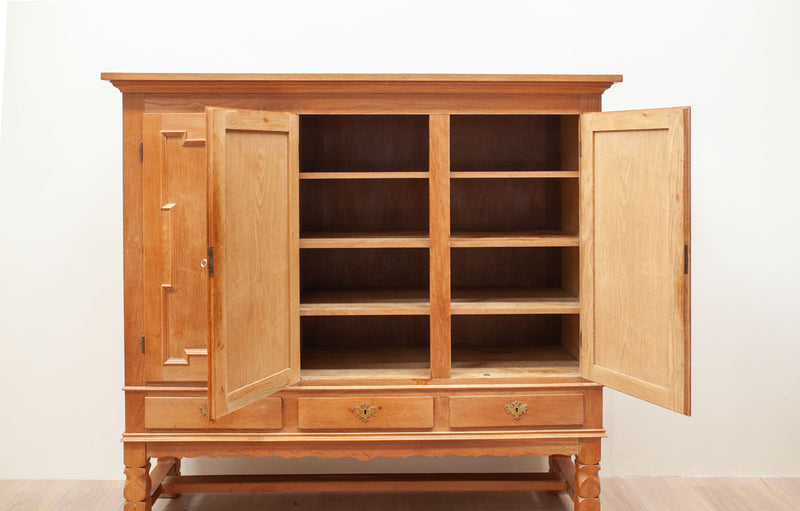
208, 247, 214, 277
578, 141, 582, 158
139, 142, 143, 161
141, 335, 145, 354
684, 244, 689, 275
579, 332, 582, 349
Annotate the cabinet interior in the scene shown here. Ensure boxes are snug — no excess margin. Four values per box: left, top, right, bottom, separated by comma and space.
299, 114, 580, 379
300, 115, 429, 173
450, 115, 577, 172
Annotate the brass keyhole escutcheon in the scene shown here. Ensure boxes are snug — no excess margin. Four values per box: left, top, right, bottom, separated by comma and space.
504, 400, 529, 421
351, 402, 379, 423
199, 406, 209, 418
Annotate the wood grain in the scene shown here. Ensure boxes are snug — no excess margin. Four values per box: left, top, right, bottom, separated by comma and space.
207, 108, 299, 419
429, 114, 451, 378
580, 107, 691, 415
142, 113, 208, 383
450, 344, 580, 380
451, 179, 570, 233
144, 397, 282, 430
122, 93, 146, 436
300, 179, 429, 232
300, 171, 430, 179
300, 231, 430, 249
449, 393, 584, 428
300, 115, 428, 172
102, 73, 622, 97
160, 473, 567, 494
297, 396, 434, 430
450, 171, 579, 178
451, 115, 563, 172
300, 289, 430, 316
451, 288, 579, 315
5, 478, 799, 511
450, 231, 578, 248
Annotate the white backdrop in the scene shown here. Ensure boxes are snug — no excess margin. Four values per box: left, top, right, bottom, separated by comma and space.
1, 0, 798, 480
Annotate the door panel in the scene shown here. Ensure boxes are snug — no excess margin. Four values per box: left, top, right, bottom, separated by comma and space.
580, 107, 690, 415
142, 113, 209, 382
208, 108, 300, 419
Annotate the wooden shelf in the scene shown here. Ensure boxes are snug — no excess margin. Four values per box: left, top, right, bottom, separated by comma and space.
300, 289, 430, 316
301, 345, 430, 380
300, 172, 429, 180
301, 344, 580, 380
451, 344, 579, 379
300, 231, 430, 249
450, 231, 578, 248
450, 171, 578, 179
451, 288, 579, 315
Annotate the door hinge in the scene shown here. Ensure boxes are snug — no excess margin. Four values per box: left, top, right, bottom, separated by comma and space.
141, 335, 145, 354
684, 244, 689, 275
579, 332, 582, 349
139, 141, 143, 161
208, 247, 214, 277
578, 141, 582, 158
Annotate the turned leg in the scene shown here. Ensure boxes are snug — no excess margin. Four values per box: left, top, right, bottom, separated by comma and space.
574, 440, 601, 511
124, 443, 152, 511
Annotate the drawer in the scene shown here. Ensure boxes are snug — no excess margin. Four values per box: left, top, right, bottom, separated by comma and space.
144, 397, 283, 430
297, 396, 434, 430
449, 393, 584, 428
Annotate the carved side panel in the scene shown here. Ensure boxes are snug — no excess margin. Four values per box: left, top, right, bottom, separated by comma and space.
143, 113, 209, 382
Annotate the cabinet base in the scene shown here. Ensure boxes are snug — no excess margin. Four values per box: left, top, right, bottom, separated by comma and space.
124, 453, 600, 510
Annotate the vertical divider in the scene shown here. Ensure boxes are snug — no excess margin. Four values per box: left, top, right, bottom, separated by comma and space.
429, 115, 451, 378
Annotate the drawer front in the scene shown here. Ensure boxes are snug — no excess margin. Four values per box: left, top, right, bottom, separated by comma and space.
145, 397, 282, 430
297, 396, 434, 430
449, 393, 584, 428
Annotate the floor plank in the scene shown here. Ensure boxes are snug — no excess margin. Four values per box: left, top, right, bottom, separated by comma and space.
0, 478, 797, 511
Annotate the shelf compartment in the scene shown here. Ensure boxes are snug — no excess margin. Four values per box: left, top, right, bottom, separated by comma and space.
451, 247, 579, 314
450, 115, 578, 173
451, 288, 578, 315
450, 171, 578, 179
300, 115, 429, 173
450, 231, 578, 248
301, 316, 430, 376
450, 315, 580, 379
451, 247, 574, 288
451, 178, 578, 234
301, 248, 430, 316
300, 289, 430, 316
450, 344, 580, 379
301, 231, 430, 249
301, 179, 429, 233
300, 172, 429, 180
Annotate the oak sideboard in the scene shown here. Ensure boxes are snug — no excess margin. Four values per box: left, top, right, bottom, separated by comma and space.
102, 73, 691, 511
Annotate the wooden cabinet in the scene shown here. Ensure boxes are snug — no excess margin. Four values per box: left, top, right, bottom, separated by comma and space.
104, 74, 691, 510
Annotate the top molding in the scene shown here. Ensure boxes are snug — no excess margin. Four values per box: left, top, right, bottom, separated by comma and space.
101, 73, 622, 95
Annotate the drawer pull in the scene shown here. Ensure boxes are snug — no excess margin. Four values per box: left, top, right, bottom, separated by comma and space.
504, 400, 529, 421
351, 402, 379, 423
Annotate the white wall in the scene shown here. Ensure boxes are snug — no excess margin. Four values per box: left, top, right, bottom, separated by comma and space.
1, 0, 798, 480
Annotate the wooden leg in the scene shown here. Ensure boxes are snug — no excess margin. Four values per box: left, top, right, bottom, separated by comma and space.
124, 443, 152, 511
574, 440, 601, 511
160, 457, 181, 499
549, 454, 576, 497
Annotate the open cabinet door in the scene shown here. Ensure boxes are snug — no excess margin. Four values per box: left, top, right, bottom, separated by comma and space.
207, 107, 300, 420
580, 107, 691, 415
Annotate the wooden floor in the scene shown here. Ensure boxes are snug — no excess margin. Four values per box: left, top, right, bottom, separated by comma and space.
1, 478, 798, 511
